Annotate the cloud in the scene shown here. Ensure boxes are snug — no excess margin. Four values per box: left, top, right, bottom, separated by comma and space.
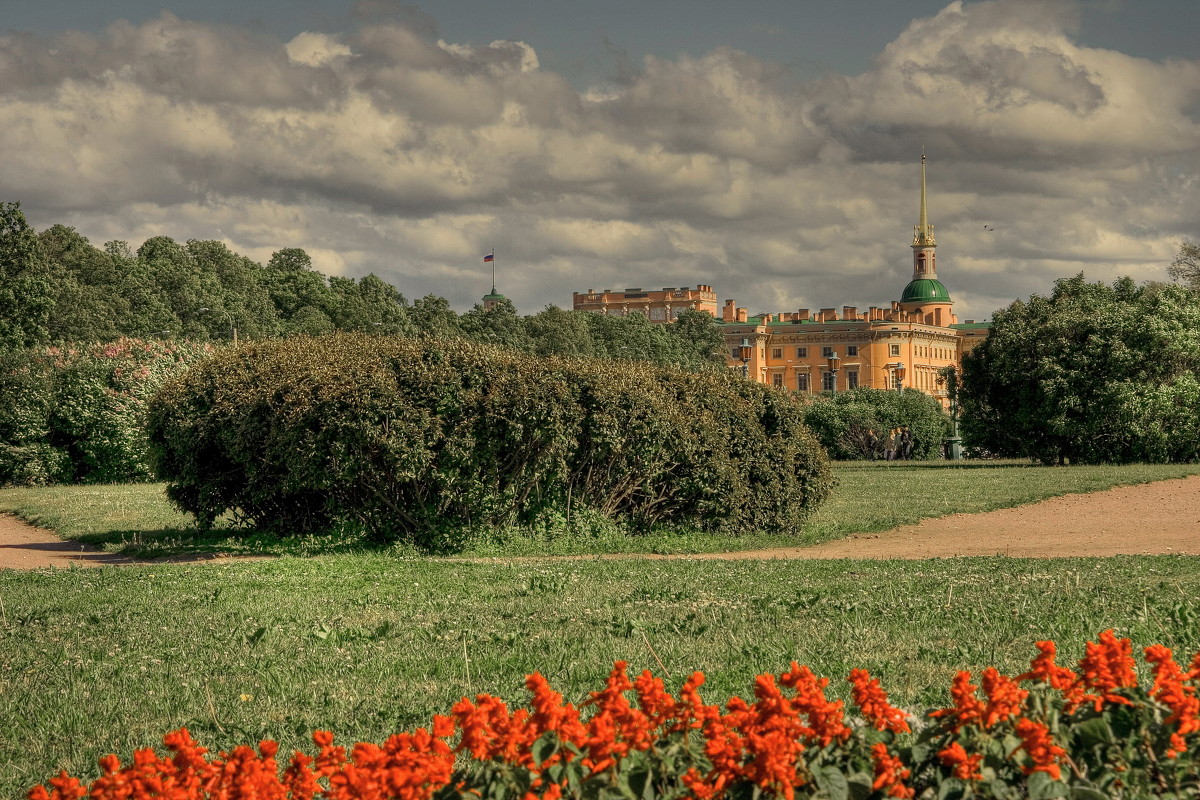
0, 0, 1197, 322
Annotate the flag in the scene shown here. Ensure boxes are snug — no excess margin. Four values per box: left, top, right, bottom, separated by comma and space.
483, 253, 494, 262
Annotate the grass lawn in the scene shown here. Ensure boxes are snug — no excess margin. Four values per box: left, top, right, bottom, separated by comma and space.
2, 554, 1198, 796
2, 460, 1199, 558
3, 462, 1200, 795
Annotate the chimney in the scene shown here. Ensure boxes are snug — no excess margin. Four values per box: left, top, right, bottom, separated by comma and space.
736, 307, 748, 323
843, 306, 857, 320
797, 308, 810, 321
723, 299, 736, 322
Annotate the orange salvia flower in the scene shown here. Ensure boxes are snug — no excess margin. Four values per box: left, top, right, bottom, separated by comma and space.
27, 772, 87, 800
1018, 640, 1088, 710
929, 671, 985, 731
937, 742, 984, 781
870, 742, 914, 799
980, 667, 1029, 728
847, 668, 911, 734
1012, 717, 1067, 781
781, 663, 849, 745
1144, 644, 1200, 758
1078, 630, 1137, 710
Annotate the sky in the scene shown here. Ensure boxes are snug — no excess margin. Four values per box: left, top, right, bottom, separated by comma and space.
2, 0, 1198, 321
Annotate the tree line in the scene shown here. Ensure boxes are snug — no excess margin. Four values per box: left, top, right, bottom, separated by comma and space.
0, 201, 725, 370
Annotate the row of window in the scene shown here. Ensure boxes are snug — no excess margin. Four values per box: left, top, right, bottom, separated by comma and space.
771, 372, 863, 391
760, 345, 864, 360
749, 344, 906, 361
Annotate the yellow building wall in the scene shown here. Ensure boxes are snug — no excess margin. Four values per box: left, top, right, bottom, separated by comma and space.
722, 320, 967, 407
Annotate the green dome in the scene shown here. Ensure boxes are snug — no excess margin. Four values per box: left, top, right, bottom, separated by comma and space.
900, 278, 952, 304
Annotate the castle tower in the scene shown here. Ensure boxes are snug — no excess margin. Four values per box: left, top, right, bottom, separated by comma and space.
899, 152, 954, 325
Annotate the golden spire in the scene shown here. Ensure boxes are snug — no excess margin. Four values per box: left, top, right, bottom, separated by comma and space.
913, 150, 935, 247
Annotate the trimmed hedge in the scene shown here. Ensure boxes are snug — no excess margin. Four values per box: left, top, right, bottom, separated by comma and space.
146, 334, 832, 549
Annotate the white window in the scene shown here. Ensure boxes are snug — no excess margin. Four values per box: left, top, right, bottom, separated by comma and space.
771, 348, 782, 359
847, 370, 859, 389
796, 347, 807, 358
796, 373, 809, 392
822, 346, 835, 358
772, 373, 784, 388
822, 371, 836, 391
889, 344, 900, 357
846, 345, 859, 357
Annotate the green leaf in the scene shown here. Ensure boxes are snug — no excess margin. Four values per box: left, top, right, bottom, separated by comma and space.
1071, 716, 1112, 750
1027, 770, 1068, 800
815, 766, 849, 800
1069, 787, 1109, 800
531, 733, 557, 767
936, 777, 965, 800
846, 773, 873, 800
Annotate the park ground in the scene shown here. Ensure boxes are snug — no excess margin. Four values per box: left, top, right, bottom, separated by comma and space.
2, 471, 1199, 568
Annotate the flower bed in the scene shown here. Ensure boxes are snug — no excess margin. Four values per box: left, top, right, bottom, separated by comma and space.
31, 632, 1199, 799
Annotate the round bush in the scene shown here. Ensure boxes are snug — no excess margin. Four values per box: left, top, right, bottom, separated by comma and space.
147, 334, 833, 549
803, 387, 951, 461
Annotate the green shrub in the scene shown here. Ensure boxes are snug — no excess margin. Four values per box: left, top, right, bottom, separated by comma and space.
960, 276, 1200, 464
0, 338, 213, 485
803, 387, 951, 460
147, 334, 832, 549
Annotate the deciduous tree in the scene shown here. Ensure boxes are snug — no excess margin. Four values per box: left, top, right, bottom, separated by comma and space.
1168, 240, 1200, 292
959, 274, 1200, 464
0, 202, 54, 349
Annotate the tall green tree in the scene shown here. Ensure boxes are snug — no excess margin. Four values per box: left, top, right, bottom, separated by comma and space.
959, 274, 1200, 464
186, 240, 280, 340
668, 308, 726, 370
523, 305, 595, 358
40, 225, 125, 342
138, 236, 226, 338
410, 294, 462, 339
460, 298, 524, 349
263, 247, 337, 335
1168, 240, 1200, 292
0, 202, 54, 349
108, 241, 178, 338
327, 274, 414, 336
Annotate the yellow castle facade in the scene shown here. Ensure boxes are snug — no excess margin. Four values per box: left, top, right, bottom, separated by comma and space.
569, 155, 989, 405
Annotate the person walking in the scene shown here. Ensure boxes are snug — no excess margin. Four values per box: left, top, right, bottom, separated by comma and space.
900, 426, 914, 460
885, 427, 898, 461
866, 428, 879, 461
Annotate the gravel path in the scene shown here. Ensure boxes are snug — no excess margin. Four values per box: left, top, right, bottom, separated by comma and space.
2, 474, 1199, 569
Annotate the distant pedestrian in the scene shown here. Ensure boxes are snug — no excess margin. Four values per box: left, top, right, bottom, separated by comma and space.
866, 428, 879, 460
885, 428, 898, 461
900, 426, 914, 460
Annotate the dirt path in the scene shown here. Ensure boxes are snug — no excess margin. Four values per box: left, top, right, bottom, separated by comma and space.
3, 474, 1199, 569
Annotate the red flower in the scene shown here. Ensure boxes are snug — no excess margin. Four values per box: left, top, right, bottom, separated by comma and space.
929, 671, 985, 731
1145, 644, 1200, 757
848, 669, 911, 733
937, 742, 984, 781
1077, 630, 1137, 710
980, 667, 1029, 728
781, 663, 849, 745
870, 742, 914, 799
1012, 718, 1067, 781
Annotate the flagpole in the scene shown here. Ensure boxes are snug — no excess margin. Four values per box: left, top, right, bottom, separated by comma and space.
491, 246, 496, 294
